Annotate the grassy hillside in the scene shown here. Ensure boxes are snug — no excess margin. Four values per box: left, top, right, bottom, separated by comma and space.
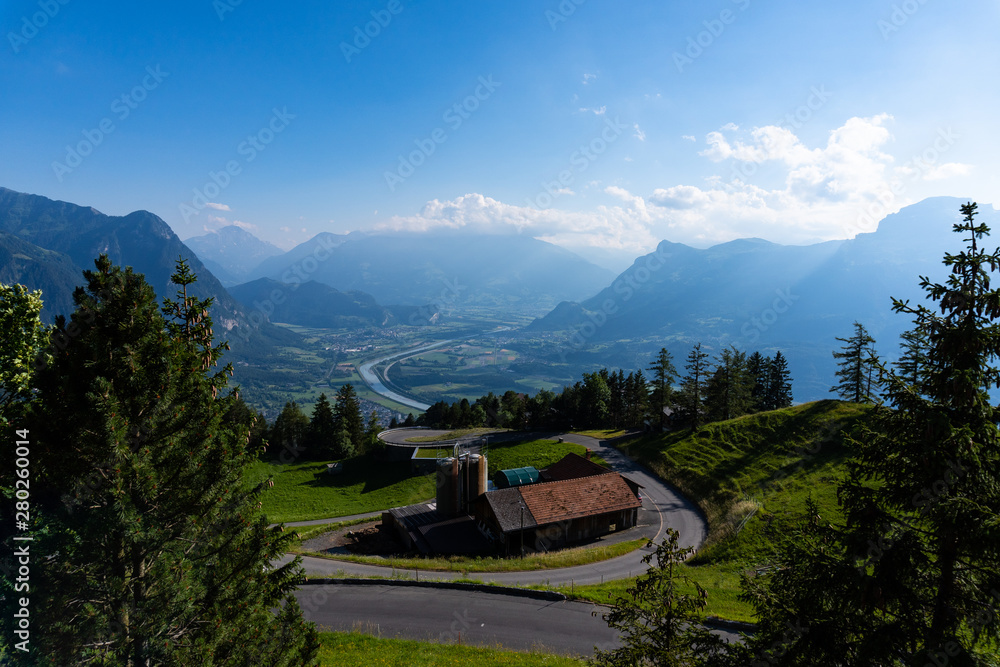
624, 399, 870, 562
253, 438, 604, 523
558, 400, 872, 621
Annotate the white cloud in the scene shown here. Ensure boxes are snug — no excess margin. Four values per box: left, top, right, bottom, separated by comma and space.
363, 115, 972, 254
205, 202, 231, 211
207, 215, 228, 224
376, 193, 658, 254
682, 135, 696, 142
579, 106, 607, 115
582, 73, 597, 85
633, 124, 646, 141
232, 220, 258, 231
922, 162, 972, 181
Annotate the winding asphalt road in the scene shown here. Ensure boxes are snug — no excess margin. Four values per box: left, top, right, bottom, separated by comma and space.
281, 433, 706, 586
281, 432, 713, 655
294, 583, 626, 655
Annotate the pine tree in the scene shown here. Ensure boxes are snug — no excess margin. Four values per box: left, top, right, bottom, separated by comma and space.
746, 351, 769, 412
269, 401, 309, 462
333, 383, 363, 457
765, 351, 793, 410
1, 256, 318, 665
647, 347, 678, 429
307, 393, 337, 459
364, 409, 383, 452
830, 321, 878, 403
592, 529, 726, 666
740, 203, 1000, 663
678, 343, 710, 427
626, 369, 650, 429
705, 346, 752, 422
893, 323, 930, 393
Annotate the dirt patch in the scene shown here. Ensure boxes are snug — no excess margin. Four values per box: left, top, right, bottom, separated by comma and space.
301, 520, 406, 556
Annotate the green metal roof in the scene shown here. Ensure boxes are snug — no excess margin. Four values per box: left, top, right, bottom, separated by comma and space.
498, 467, 539, 487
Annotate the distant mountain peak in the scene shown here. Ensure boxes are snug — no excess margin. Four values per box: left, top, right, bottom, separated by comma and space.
184, 225, 284, 285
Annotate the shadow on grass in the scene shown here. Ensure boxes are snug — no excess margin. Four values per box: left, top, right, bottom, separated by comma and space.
303, 454, 431, 496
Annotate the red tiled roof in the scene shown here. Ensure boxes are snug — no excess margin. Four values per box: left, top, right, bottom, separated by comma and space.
539, 452, 610, 482
519, 473, 641, 526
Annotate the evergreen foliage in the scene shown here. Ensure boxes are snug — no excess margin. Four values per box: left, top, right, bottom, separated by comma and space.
678, 343, 712, 427
0, 283, 47, 424
830, 321, 879, 403
0, 256, 318, 665
705, 346, 752, 423
332, 383, 363, 457
740, 203, 1000, 664
306, 393, 336, 459
647, 348, 678, 429
592, 529, 726, 666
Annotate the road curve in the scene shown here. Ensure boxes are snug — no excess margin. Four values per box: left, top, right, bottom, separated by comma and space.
285, 433, 708, 585
287, 433, 712, 656
294, 583, 622, 656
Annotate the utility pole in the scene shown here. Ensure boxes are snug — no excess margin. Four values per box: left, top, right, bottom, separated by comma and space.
520, 505, 525, 558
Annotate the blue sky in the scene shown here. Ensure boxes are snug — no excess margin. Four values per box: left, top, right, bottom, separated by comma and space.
2, 0, 998, 261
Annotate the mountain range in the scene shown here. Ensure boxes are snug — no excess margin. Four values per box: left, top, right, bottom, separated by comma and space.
246, 231, 617, 314
2, 186, 992, 406
0, 187, 299, 366
529, 196, 987, 400
184, 225, 284, 286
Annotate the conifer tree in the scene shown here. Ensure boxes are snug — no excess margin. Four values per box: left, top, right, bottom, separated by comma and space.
740, 203, 1000, 664
364, 409, 383, 452
626, 369, 650, 429
746, 351, 769, 412
678, 343, 710, 427
830, 321, 878, 403
333, 383, 363, 457
705, 346, 752, 422
893, 323, 930, 393
593, 529, 726, 666
307, 393, 336, 459
1, 256, 318, 665
269, 401, 309, 462
765, 351, 793, 410
647, 347, 678, 429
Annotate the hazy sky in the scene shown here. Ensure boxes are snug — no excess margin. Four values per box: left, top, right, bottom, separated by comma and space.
2, 0, 997, 255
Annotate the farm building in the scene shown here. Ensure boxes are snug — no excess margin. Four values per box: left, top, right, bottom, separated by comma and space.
473, 469, 642, 555
383, 450, 643, 555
